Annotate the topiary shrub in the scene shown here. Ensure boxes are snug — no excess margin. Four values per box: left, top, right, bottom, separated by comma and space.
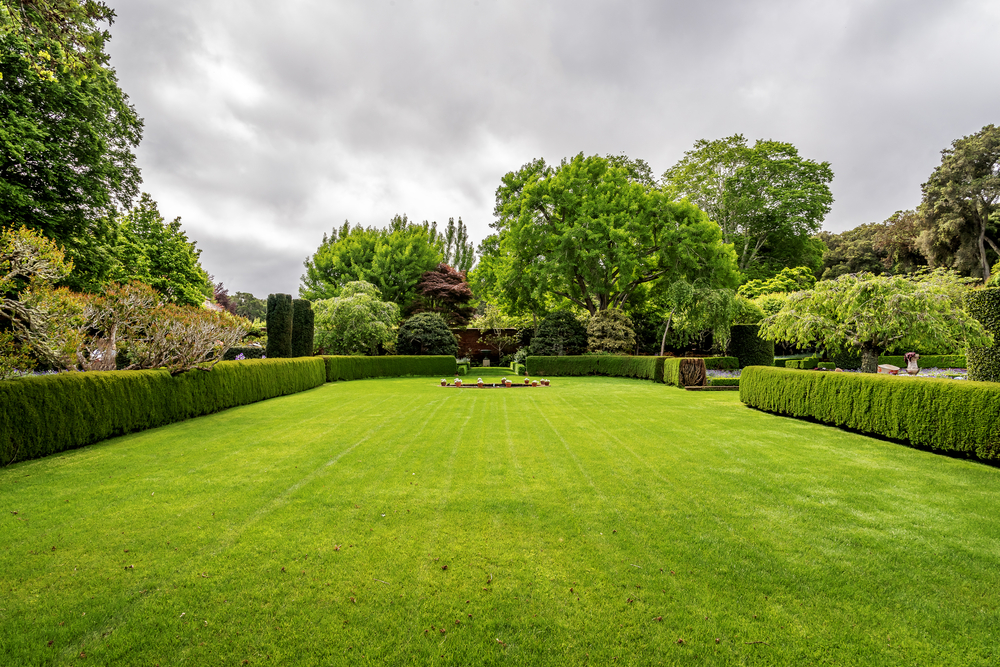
266, 293, 293, 358
586, 309, 636, 354
966, 288, 1000, 382
528, 311, 588, 356
396, 312, 458, 356
291, 298, 315, 357
729, 324, 774, 368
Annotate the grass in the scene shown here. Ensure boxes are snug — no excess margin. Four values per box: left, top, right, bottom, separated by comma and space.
2, 374, 999, 666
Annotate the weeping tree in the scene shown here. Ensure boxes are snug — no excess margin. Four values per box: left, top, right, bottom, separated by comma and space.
658, 280, 739, 356
759, 270, 992, 373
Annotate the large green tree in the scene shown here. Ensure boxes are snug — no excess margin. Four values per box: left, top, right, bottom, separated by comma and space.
918, 124, 1000, 283
313, 281, 400, 356
300, 215, 442, 307
0, 1, 143, 291
490, 153, 739, 316
663, 135, 834, 276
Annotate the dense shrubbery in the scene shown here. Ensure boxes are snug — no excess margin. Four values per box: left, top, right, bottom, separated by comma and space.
965, 288, 1000, 382
729, 325, 774, 368
0, 359, 326, 465
528, 311, 588, 356
739, 366, 1000, 458
323, 355, 456, 382
291, 299, 315, 357
266, 294, 293, 358
222, 346, 266, 361
703, 356, 739, 370
526, 355, 665, 382
396, 312, 458, 356
586, 309, 636, 354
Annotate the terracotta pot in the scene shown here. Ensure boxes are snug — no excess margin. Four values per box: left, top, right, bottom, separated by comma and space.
441, 379, 447, 386
455, 380, 462, 387
531, 381, 538, 387
524, 378, 531, 385
505, 380, 512, 387
478, 381, 484, 388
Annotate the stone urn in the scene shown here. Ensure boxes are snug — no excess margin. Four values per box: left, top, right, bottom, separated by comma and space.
905, 352, 920, 375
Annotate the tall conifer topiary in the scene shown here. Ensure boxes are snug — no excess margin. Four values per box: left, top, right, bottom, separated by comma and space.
965, 288, 1000, 382
291, 299, 315, 357
266, 293, 293, 358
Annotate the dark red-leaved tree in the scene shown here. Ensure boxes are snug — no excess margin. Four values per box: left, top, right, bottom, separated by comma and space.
412, 263, 474, 326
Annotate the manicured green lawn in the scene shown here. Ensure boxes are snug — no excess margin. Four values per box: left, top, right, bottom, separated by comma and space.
2, 374, 999, 665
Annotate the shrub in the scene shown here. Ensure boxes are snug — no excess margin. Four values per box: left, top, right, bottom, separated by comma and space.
0, 359, 326, 465
831, 350, 862, 369
818, 362, 835, 370
323, 355, 456, 382
222, 346, 266, 361
586, 309, 636, 354
396, 312, 458, 356
703, 356, 739, 370
785, 357, 820, 369
663, 358, 707, 388
739, 366, 1000, 458
729, 324, 774, 368
313, 281, 400, 356
878, 354, 966, 369
266, 293, 293, 358
513, 362, 526, 376
965, 288, 1000, 382
291, 299, 315, 357
526, 355, 665, 382
528, 311, 588, 356
709, 378, 740, 387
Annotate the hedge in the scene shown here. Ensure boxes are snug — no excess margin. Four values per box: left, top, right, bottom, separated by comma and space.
878, 354, 966, 369
966, 288, 1000, 382
323, 355, 457, 382
729, 324, 774, 368
266, 293, 293, 358
0, 359, 327, 466
708, 378, 739, 387
739, 366, 1000, 458
526, 356, 666, 383
222, 346, 266, 361
513, 362, 526, 376
703, 356, 739, 370
291, 299, 315, 357
663, 358, 707, 388
785, 357, 820, 369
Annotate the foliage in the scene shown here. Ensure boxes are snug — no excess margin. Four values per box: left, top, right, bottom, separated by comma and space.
965, 288, 1000, 382
728, 324, 775, 368
491, 153, 739, 315
0, 9, 142, 291
299, 215, 443, 308
740, 366, 1000, 458
0, 358, 326, 465
231, 291, 266, 320
396, 312, 458, 356
586, 308, 636, 354
108, 194, 211, 307
918, 125, 1000, 282
733, 296, 765, 325
312, 281, 400, 356
737, 266, 816, 299
323, 354, 457, 382
437, 217, 476, 272
470, 303, 526, 358
663, 134, 834, 274
222, 346, 265, 361
877, 354, 966, 369
212, 280, 235, 314
817, 223, 888, 280
662, 357, 708, 388
759, 270, 992, 373
752, 292, 787, 317
290, 298, 314, 357
873, 210, 928, 275
0, 331, 33, 379
703, 356, 739, 370
528, 310, 588, 356
657, 280, 738, 355
265, 293, 293, 358
526, 354, 665, 382
412, 263, 474, 325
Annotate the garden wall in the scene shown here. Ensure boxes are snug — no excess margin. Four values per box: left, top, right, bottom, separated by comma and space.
0, 358, 327, 466
323, 355, 457, 382
739, 366, 1000, 459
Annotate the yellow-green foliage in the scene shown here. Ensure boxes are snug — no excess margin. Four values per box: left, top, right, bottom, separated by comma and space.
965, 288, 1000, 382
322, 355, 457, 382
0, 358, 326, 465
740, 366, 1000, 458
526, 356, 666, 383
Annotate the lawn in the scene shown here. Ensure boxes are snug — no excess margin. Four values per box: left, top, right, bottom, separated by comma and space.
2, 372, 999, 666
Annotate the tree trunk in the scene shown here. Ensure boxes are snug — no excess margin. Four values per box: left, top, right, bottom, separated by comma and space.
977, 212, 991, 283
658, 311, 675, 357
860, 347, 880, 374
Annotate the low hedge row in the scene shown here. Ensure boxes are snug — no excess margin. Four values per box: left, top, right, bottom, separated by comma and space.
0, 359, 327, 466
513, 362, 526, 376
739, 366, 1000, 458
222, 346, 267, 361
878, 355, 966, 368
708, 378, 739, 387
785, 357, 820, 369
322, 355, 457, 382
703, 356, 739, 370
662, 358, 707, 388
526, 356, 666, 382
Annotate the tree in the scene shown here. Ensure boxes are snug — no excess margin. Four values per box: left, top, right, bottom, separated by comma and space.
290, 298, 314, 357
469, 303, 526, 359
656, 280, 738, 355
437, 217, 476, 272
231, 292, 266, 320
817, 224, 887, 280
759, 270, 992, 373
313, 281, 400, 356
396, 312, 458, 356
737, 266, 817, 299
0, 4, 143, 291
663, 135, 834, 276
492, 153, 739, 315
587, 309, 636, 354
300, 215, 442, 308
528, 310, 588, 356
411, 263, 474, 325
873, 210, 927, 275
265, 293, 292, 358
918, 124, 1000, 282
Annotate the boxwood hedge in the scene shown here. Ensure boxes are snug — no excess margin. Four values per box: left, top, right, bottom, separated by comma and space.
740, 366, 1000, 458
323, 355, 457, 382
703, 356, 739, 370
878, 355, 966, 369
526, 356, 666, 382
0, 359, 326, 466
729, 324, 774, 368
965, 288, 1000, 382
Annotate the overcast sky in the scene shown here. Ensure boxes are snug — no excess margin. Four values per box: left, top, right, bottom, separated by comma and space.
105, 0, 1000, 297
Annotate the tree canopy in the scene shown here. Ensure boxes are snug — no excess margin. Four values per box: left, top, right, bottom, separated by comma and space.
662, 135, 834, 277
411, 263, 474, 326
488, 153, 739, 316
313, 281, 400, 356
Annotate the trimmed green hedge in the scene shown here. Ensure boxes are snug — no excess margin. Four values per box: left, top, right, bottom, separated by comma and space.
709, 378, 739, 387
266, 293, 293, 358
662, 358, 707, 388
785, 357, 820, 369
513, 363, 526, 376
222, 346, 266, 361
729, 324, 774, 368
878, 355, 966, 369
818, 362, 835, 370
966, 288, 1000, 382
291, 298, 315, 357
526, 356, 666, 383
739, 366, 1000, 458
703, 356, 739, 370
0, 359, 327, 466
323, 355, 457, 382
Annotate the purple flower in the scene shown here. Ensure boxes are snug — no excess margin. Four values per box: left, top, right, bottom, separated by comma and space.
234, 353, 246, 361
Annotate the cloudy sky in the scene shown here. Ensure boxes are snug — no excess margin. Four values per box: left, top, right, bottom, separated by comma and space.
105, 0, 1000, 297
